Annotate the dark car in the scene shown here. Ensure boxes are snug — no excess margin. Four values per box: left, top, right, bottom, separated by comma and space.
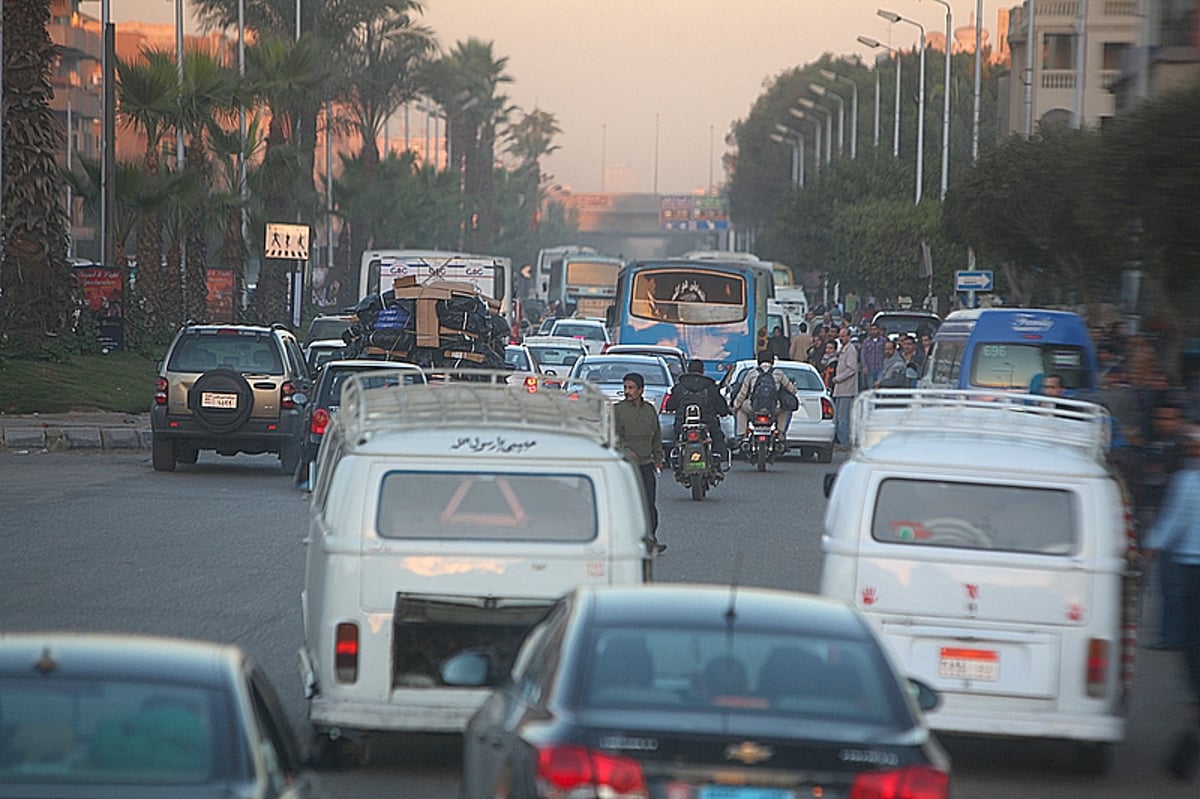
0, 632, 317, 799
298, 359, 425, 487
452, 584, 949, 799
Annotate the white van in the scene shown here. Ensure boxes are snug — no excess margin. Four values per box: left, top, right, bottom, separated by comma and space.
298, 372, 656, 761
819, 390, 1139, 773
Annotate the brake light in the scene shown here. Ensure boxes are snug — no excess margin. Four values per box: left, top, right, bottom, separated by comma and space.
536, 745, 647, 798
659, 393, 671, 413
154, 376, 168, 406
311, 408, 331, 436
1086, 638, 1109, 698
687, 429, 700, 442
848, 765, 949, 799
755, 413, 771, 424
524, 376, 539, 394
334, 623, 359, 683
281, 380, 297, 410
821, 397, 834, 420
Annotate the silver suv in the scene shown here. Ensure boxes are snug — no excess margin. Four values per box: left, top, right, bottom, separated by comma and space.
151, 323, 310, 473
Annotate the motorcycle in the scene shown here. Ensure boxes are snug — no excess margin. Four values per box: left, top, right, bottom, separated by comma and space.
743, 409, 786, 472
669, 404, 723, 501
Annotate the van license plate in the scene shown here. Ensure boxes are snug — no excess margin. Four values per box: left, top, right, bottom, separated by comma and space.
938, 647, 999, 681
201, 392, 238, 409
700, 788, 794, 799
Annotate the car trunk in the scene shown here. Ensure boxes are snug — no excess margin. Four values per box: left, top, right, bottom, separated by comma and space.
391, 595, 551, 689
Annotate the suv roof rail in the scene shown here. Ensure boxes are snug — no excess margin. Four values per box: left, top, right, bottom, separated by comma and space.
337, 369, 615, 449
852, 389, 1112, 463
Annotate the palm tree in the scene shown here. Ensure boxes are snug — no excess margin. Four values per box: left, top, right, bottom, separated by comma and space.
0, 0, 73, 353
177, 50, 240, 322
505, 107, 562, 243
333, 1, 436, 290
117, 48, 179, 332
426, 39, 513, 250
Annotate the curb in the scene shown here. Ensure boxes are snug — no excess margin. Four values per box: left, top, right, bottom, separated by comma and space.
0, 424, 151, 452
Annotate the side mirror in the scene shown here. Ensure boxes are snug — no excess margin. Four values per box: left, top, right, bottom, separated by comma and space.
292, 392, 308, 407
905, 365, 920, 380
908, 678, 941, 712
544, 369, 557, 376
440, 649, 495, 688
823, 472, 837, 498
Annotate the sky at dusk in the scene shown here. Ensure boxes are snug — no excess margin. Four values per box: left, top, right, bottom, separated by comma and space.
115, 0, 1012, 194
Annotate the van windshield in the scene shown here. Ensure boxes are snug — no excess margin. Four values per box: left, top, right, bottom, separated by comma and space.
871, 479, 1076, 555
969, 343, 1087, 390
376, 472, 596, 541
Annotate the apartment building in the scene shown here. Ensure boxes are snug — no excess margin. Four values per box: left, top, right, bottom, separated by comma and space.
1111, 0, 1200, 112
1000, 1, 1142, 135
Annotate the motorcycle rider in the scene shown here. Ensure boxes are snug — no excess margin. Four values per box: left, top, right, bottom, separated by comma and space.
665, 359, 730, 468
733, 350, 799, 446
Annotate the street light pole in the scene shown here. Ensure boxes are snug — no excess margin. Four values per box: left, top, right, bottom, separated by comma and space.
819, 69, 859, 158
973, 0, 982, 162
879, 9, 926, 203
810, 83, 845, 157
923, 0, 952, 200
789, 108, 822, 181
770, 127, 802, 187
858, 36, 901, 157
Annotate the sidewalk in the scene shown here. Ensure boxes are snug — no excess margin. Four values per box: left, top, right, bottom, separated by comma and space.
0, 411, 151, 451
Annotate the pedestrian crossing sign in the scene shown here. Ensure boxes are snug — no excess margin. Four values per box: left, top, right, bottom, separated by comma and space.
264, 223, 310, 260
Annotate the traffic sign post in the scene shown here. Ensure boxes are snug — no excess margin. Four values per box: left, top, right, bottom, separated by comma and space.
265, 223, 310, 328
955, 269, 993, 309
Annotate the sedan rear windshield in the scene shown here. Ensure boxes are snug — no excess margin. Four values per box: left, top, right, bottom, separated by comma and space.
871, 478, 1077, 554
580, 627, 907, 726
553, 323, 606, 340
377, 472, 597, 541
573, 360, 669, 385
0, 677, 232, 784
321, 368, 423, 406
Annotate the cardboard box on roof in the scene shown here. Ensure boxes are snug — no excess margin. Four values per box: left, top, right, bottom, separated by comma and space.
391, 278, 500, 346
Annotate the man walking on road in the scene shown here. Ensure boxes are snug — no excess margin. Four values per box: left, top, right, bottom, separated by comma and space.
831, 327, 859, 448
614, 372, 666, 552
1143, 428, 1200, 779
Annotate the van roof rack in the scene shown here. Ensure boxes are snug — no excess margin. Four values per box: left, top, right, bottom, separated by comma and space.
337, 369, 615, 449
852, 389, 1112, 463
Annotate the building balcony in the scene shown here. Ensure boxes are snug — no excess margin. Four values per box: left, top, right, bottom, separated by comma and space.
1042, 69, 1077, 89
1101, 1, 1138, 18
49, 21, 101, 59
50, 86, 102, 120
1037, 1, 1079, 21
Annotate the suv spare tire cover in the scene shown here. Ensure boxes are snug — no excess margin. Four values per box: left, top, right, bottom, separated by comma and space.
188, 367, 256, 433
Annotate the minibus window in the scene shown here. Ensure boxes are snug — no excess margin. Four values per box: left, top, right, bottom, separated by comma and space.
871, 479, 1077, 555
376, 472, 598, 542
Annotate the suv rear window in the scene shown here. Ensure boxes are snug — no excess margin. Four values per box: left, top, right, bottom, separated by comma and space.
871, 478, 1077, 554
168, 332, 283, 374
376, 472, 597, 541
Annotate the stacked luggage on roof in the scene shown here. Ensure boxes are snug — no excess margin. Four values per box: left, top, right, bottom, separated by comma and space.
342, 276, 510, 370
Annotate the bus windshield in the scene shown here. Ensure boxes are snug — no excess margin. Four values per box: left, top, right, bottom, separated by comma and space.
630, 269, 746, 325
566, 260, 619, 289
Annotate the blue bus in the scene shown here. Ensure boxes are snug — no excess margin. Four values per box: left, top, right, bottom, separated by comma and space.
919, 308, 1099, 394
608, 260, 769, 381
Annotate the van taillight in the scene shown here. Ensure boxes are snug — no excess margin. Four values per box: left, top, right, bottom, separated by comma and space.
536, 745, 647, 798
659, 393, 671, 413
281, 381, 297, 410
848, 765, 949, 799
1086, 638, 1109, 698
311, 408, 331, 436
821, 397, 834, 419
154, 376, 168, 405
524, 376, 539, 393
335, 623, 359, 683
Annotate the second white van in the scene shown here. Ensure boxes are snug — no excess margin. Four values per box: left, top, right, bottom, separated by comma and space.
820, 390, 1139, 774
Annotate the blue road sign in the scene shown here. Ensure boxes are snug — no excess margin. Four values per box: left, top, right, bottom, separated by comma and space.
955, 270, 994, 292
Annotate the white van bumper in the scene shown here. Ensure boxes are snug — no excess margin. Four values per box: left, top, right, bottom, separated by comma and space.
927, 706, 1125, 743
308, 688, 489, 733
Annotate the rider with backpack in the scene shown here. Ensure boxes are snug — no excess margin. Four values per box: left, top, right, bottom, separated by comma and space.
732, 350, 799, 446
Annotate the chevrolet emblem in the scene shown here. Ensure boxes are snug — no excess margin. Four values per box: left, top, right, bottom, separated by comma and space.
724, 741, 774, 765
